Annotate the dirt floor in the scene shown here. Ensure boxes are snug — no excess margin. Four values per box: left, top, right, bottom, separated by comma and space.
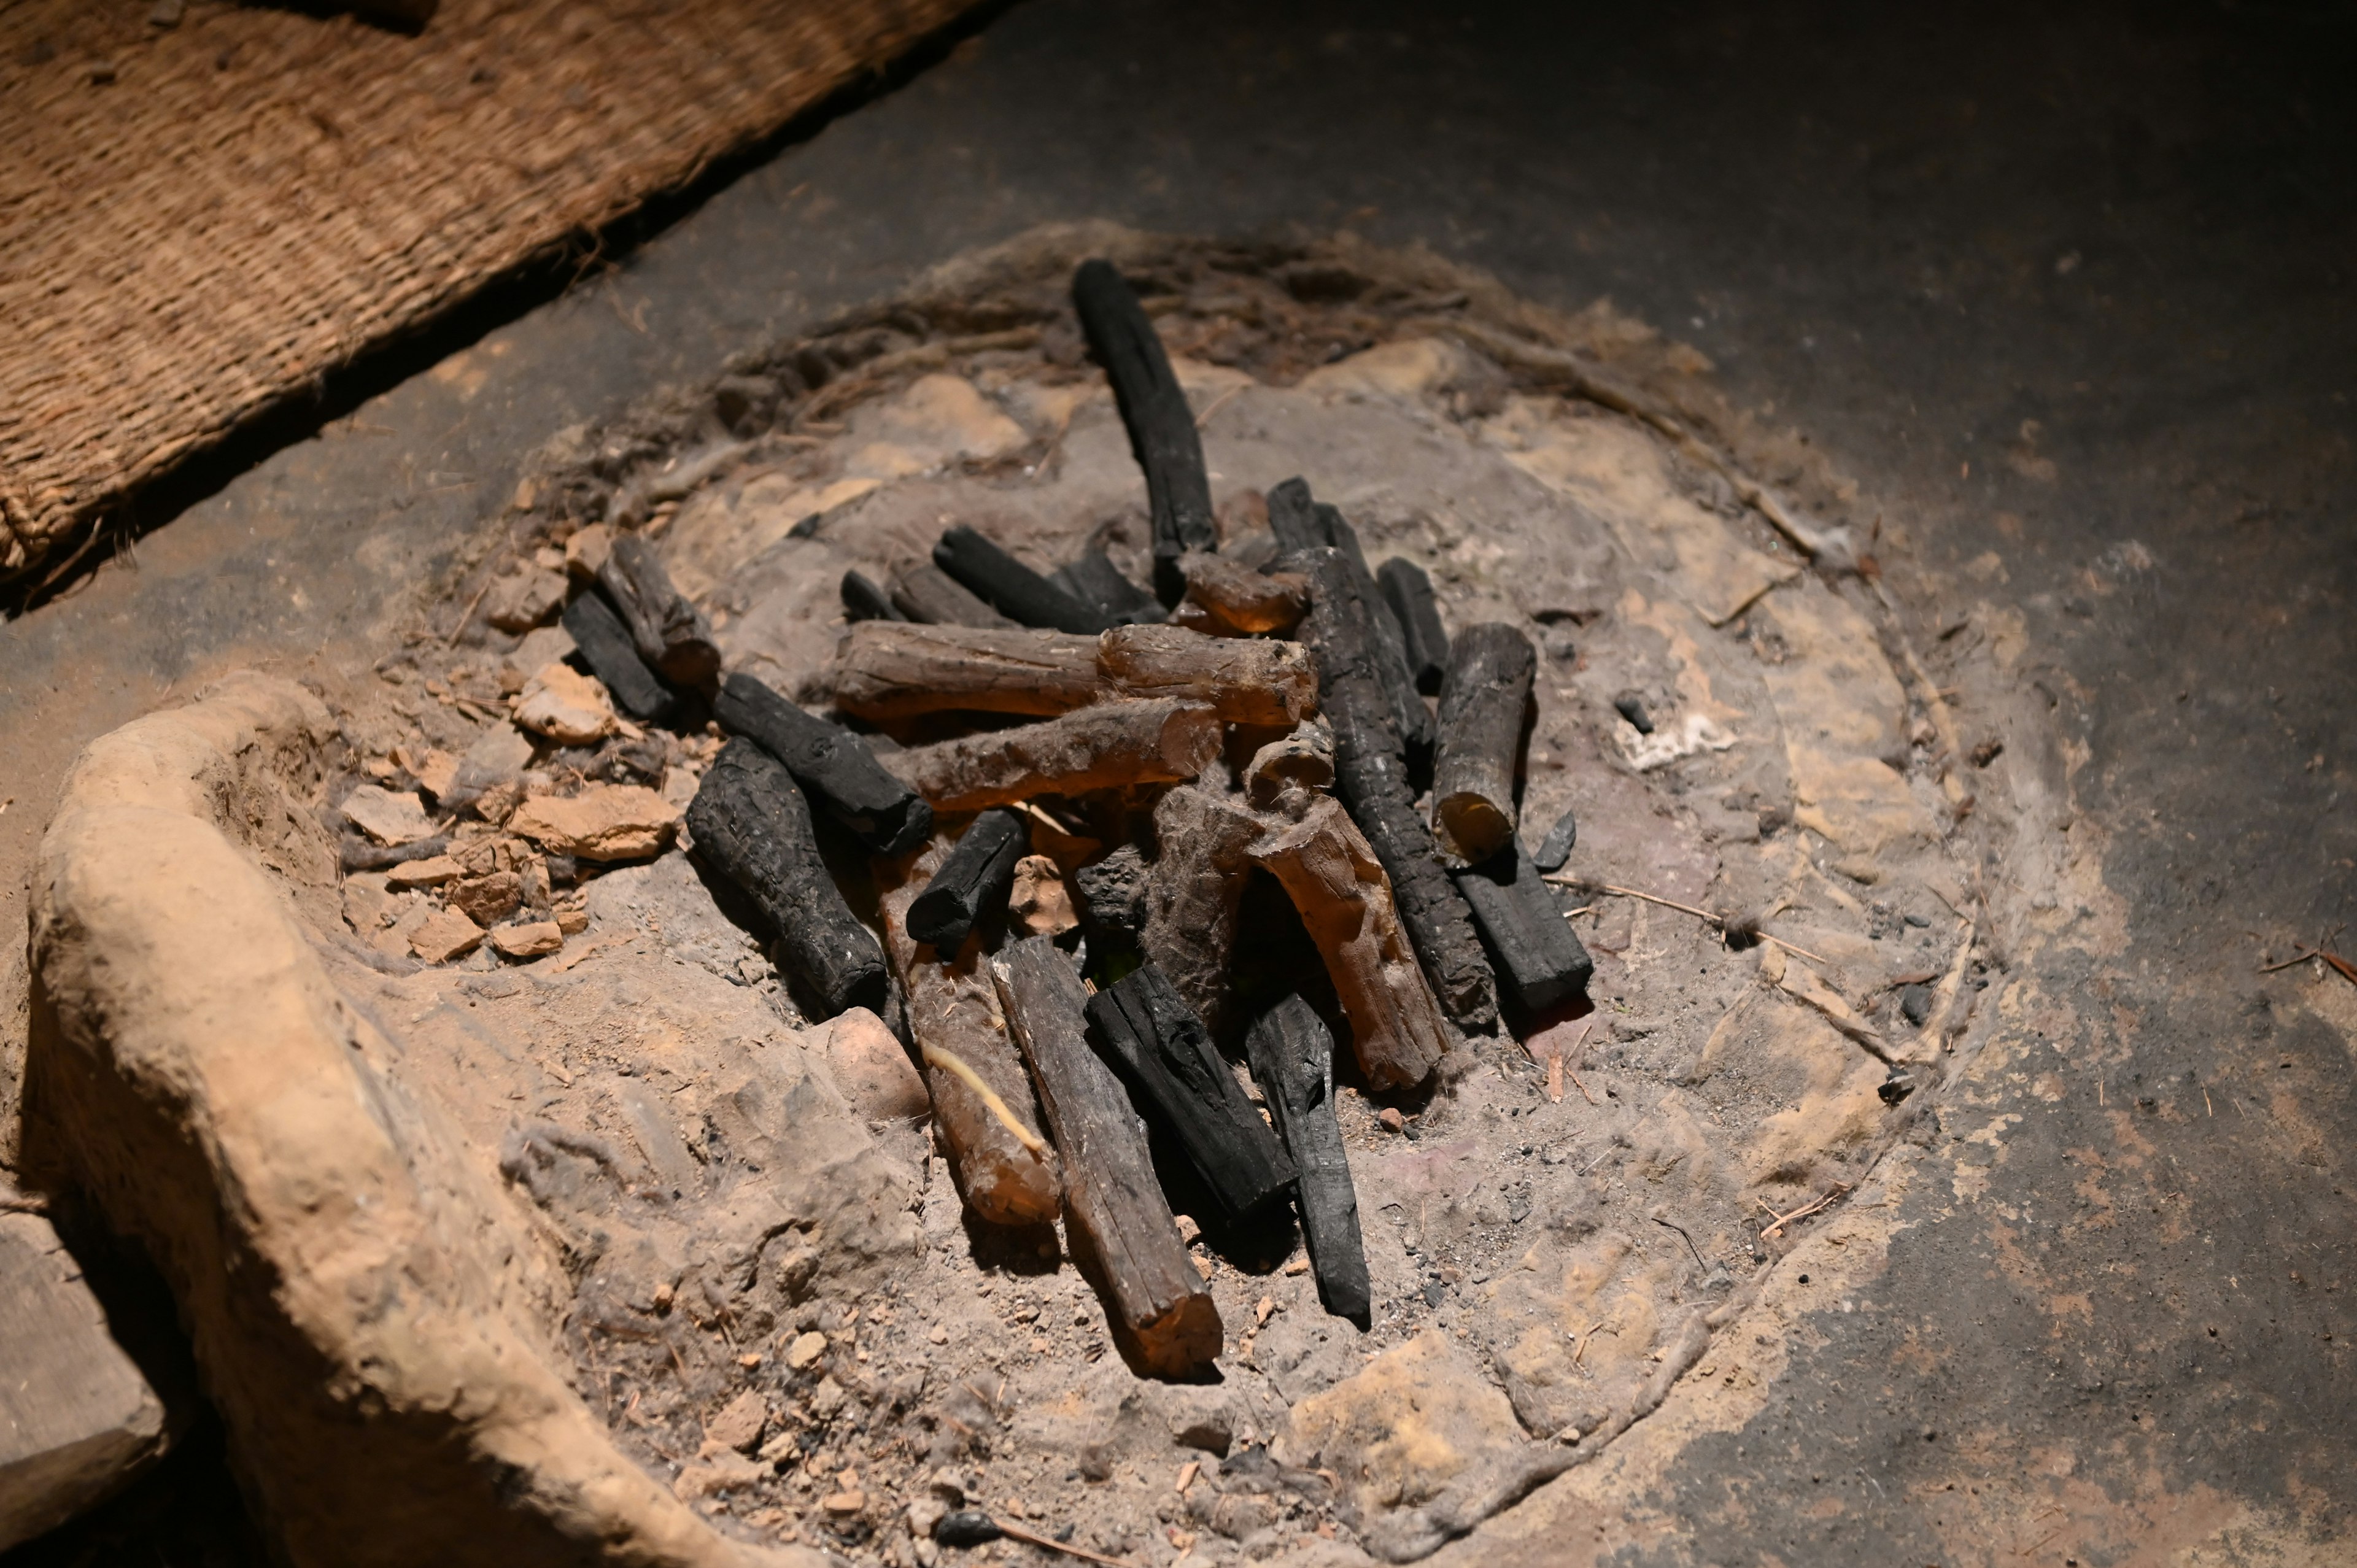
2, 2, 2351, 1565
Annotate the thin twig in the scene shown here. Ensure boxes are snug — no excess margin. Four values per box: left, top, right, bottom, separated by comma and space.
994, 1518, 1134, 1567
1654, 1216, 1707, 1272
1542, 876, 1829, 963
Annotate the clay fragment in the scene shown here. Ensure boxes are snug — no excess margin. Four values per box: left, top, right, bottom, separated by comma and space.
409, 906, 484, 964
597, 532, 721, 689
1244, 995, 1371, 1324
888, 562, 1018, 629
446, 871, 523, 926
488, 919, 563, 959
1177, 550, 1307, 636
882, 700, 1221, 815
485, 565, 567, 633
993, 937, 1221, 1373
818, 1006, 930, 1121
508, 784, 679, 862
1376, 557, 1449, 695
1072, 260, 1217, 604
934, 525, 1110, 635
1139, 784, 1267, 1037
560, 592, 676, 724
907, 809, 1028, 954
512, 662, 616, 747
712, 673, 931, 855
1008, 855, 1078, 937
341, 784, 436, 846
1451, 841, 1593, 1017
1430, 622, 1536, 866
684, 741, 884, 1018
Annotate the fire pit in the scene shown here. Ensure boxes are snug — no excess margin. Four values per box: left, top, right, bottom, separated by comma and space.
28, 227, 1997, 1566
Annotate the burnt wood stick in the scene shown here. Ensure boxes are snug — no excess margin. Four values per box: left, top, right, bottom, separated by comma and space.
1451, 840, 1594, 1018
1071, 260, 1216, 604
993, 936, 1223, 1374
841, 570, 903, 622
1265, 477, 1326, 555
889, 562, 1020, 630
1317, 504, 1438, 771
1249, 794, 1452, 1090
881, 840, 1062, 1226
1074, 843, 1151, 948
907, 808, 1029, 952
1376, 558, 1449, 696
562, 591, 677, 724
1055, 549, 1164, 627
1140, 784, 1266, 1035
1430, 623, 1536, 867
884, 700, 1223, 815
1087, 964, 1297, 1219
1292, 546, 1498, 1029
712, 673, 932, 855
935, 525, 1113, 636
597, 532, 722, 689
1244, 996, 1371, 1324
825, 621, 1315, 728
686, 740, 886, 1018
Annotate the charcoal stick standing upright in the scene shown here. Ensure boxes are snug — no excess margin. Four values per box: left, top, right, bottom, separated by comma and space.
686, 741, 885, 1018
1430, 623, 1536, 867
1072, 260, 1215, 605
1291, 546, 1497, 1030
711, 673, 932, 855
907, 808, 1029, 952
1086, 964, 1296, 1220
1245, 997, 1371, 1324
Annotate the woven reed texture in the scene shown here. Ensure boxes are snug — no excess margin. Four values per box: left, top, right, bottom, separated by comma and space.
0, 0, 978, 578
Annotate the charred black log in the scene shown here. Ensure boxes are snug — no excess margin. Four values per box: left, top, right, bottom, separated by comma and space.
888, 562, 1019, 629
1377, 558, 1449, 696
686, 740, 886, 1018
597, 532, 721, 689
1054, 548, 1165, 627
1268, 480, 1434, 770
841, 570, 903, 623
711, 673, 932, 855
1245, 996, 1371, 1325
1072, 260, 1216, 604
1431, 623, 1536, 867
906, 808, 1029, 953
1086, 964, 1297, 1221
1074, 843, 1151, 949
934, 525, 1112, 636
561, 590, 678, 725
1451, 840, 1593, 1018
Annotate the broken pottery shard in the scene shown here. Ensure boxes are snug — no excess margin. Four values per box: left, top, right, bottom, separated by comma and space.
1178, 550, 1308, 636
1008, 855, 1078, 937
1086, 963, 1296, 1220
1451, 841, 1593, 1018
511, 662, 617, 747
1095, 624, 1316, 728
889, 562, 1020, 630
1530, 807, 1578, 873
907, 808, 1028, 954
1376, 557, 1449, 696
409, 906, 484, 964
713, 672, 932, 855
1140, 784, 1267, 1037
840, 569, 904, 623
1071, 260, 1217, 604
596, 531, 721, 689
1292, 546, 1497, 1030
1053, 548, 1164, 627
1248, 794, 1450, 1091
993, 937, 1221, 1373
339, 784, 436, 846
508, 784, 680, 862
934, 525, 1112, 636
1431, 623, 1536, 867
560, 591, 676, 725
883, 700, 1223, 815
685, 740, 885, 1018
1244, 996, 1370, 1324
881, 836, 1062, 1224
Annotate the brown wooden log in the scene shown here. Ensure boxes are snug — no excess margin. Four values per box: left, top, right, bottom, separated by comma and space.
888, 562, 1020, 630
1140, 784, 1267, 1037
1291, 546, 1498, 1030
1177, 550, 1308, 636
1376, 557, 1449, 696
1248, 794, 1452, 1091
824, 620, 1314, 727
1244, 995, 1371, 1324
1244, 723, 1334, 812
596, 532, 721, 689
992, 935, 1222, 1374
1072, 260, 1217, 605
880, 840, 1062, 1227
906, 808, 1028, 952
883, 700, 1222, 814
1088, 964, 1296, 1220
685, 740, 886, 1018
1452, 840, 1593, 1018
1430, 622, 1536, 867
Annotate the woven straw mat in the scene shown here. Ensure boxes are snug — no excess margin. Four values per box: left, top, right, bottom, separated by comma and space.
0, 0, 979, 580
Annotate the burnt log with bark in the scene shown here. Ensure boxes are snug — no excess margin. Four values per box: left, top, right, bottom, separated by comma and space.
888, 563, 1020, 630
1268, 481, 1435, 767
1291, 546, 1497, 1030
934, 525, 1112, 636
906, 808, 1029, 954
1177, 550, 1308, 636
1140, 784, 1268, 1037
1376, 558, 1449, 696
562, 591, 677, 724
1053, 549, 1164, 627
841, 570, 903, 623
712, 673, 932, 855
597, 532, 721, 689
883, 700, 1223, 815
1087, 964, 1297, 1221
993, 937, 1223, 1375
1244, 996, 1371, 1324
1430, 623, 1536, 867
685, 740, 886, 1018
1074, 843, 1151, 952
1072, 260, 1217, 604
1451, 840, 1593, 1018
1094, 624, 1316, 728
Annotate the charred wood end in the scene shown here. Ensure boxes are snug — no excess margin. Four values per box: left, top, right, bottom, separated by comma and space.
1431, 622, 1536, 867
841, 570, 904, 622
907, 807, 1029, 954
1452, 839, 1593, 1018
935, 524, 1112, 636
562, 591, 675, 724
1072, 259, 1216, 604
711, 672, 932, 855
598, 532, 721, 689
1376, 557, 1450, 696
888, 562, 1021, 630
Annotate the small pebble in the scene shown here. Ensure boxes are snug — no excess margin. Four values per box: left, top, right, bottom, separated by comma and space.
1377, 1108, 1406, 1134
1530, 808, 1579, 872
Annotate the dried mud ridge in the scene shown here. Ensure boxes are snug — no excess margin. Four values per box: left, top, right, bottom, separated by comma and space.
29, 226, 2020, 1568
